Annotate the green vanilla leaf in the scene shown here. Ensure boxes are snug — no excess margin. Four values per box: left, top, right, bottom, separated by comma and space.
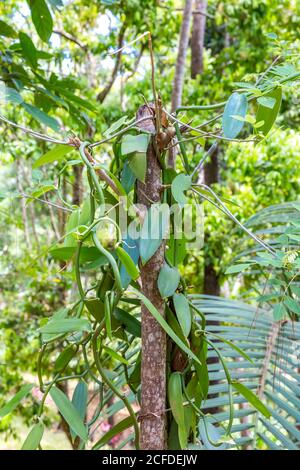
168, 372, 187, 449
139, 204, 170, 265
255, 87, 282, 135
128, 152, 147, 183
33, 145, 73, 168
231, 381, 271, 418
222, 92, 248, 138
38, 318, 91, 335
0, 384, 34, 418
131, 288, 201, 364
173, 293, 192, 337
121, 134, 149, 155
171, 174, 192, 208
70, 382, 88, 441
21, 422, 44, 450
158, 263, 180, 298
92, 416, 133, 450
50, 386, 88, 442
113, 307, 141, 338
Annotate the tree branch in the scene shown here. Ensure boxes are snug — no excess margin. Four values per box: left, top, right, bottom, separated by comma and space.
97, 23, 127, 103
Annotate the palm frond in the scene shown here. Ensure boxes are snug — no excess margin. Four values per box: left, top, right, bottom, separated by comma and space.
190, 294, 300, 450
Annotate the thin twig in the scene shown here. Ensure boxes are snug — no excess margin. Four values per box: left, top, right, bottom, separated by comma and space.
20, 192, 72, 212
0, 114, 70, 146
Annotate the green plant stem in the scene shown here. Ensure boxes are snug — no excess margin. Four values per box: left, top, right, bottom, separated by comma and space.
91, 330, 140, 449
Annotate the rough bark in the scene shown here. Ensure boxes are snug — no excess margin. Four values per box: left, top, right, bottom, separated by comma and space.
72, 165, 83, 206
191, 1, 207, 78
171, 0, 193, 112
203, 144, 220, 296
136, 108, 166, 450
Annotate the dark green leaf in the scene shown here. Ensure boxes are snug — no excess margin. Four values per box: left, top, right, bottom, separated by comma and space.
19, 32, 38, 68
54, 345, 76, 372
255, 87, 282, 135
0, 20, 17, 38
121, 160, 136, 193
29, 0, 53, 43
113, 307, 141, 337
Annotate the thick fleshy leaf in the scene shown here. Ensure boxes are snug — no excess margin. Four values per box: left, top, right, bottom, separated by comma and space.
173, 293, 192, 337
121, 160, 136, 193
231, 381, 271, 418
33, 145, 73, 168
132, 288, 201, 364
92, 416, 133, 450
139, 204, 169, 265
21, 422, 44, 450
168, 372, 187, 449
0, 384, 34, 418
121, 134, 149, 155
50, 386, 88, 442
222, 92, 248, 138
157, 263, 180, 298
255, 87, 282, 135
128, 152, 147, 183
171, 174, 192, 208
39, 318, 91, 335
70, 382, 88, 441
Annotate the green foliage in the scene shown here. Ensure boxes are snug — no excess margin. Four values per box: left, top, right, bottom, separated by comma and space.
0, 0, 300, 452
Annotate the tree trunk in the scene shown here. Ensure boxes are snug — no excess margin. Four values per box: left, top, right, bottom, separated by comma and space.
97, 23, 127, 103
171, 0, 193, 112
203, 144, 220, 296
137, 114, 166, 450
169, 0, 193, 167
72, 165, 83, 206
191, 1, 207, 78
